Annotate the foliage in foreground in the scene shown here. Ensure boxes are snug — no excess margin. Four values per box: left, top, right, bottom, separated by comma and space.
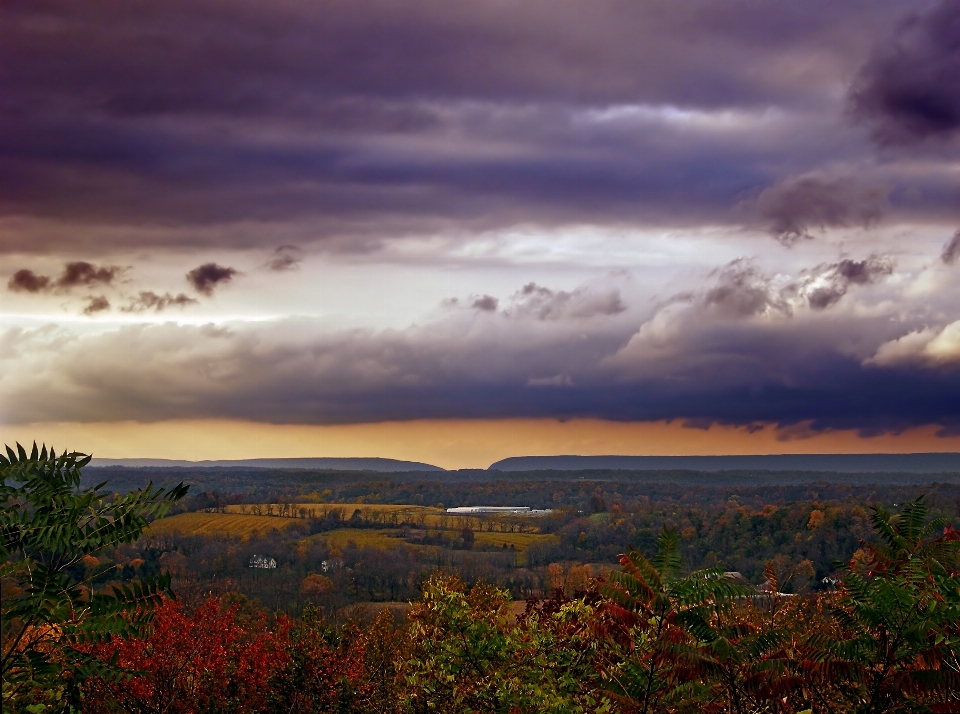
1, 444, 187, 712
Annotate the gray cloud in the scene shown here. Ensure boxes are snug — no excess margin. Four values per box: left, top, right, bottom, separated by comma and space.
751, 175, 888, 244
507, 283, 627, 320
3, 0, 949, 255
703, 260, 790, 318
942, 229, 960, 264
802, 256, 894, 310
58, 261, 123, 288
265, 246, 301, 271
121, 291, 198, 313
470, 295, 499, 312
7, 262, 122, 293
2, 0, 959, 440
849, 0, 960, 144
7, 269, 51, 293
4, 283, 960, 433
186, 263, 238, 295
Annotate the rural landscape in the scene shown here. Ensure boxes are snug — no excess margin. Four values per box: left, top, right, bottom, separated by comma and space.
3, 446, 960, 712
4, 0, 960, 711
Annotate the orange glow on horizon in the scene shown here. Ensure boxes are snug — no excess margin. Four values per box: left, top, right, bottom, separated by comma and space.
3, 418, 960, 470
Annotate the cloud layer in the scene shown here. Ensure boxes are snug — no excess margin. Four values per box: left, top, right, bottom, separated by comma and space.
3, 0, 960, 441
5, 257, 960, 434
1, 0, 958, 255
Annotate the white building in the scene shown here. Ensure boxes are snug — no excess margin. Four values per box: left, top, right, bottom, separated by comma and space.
445, 506, 552, 516
248, 554, 277, 569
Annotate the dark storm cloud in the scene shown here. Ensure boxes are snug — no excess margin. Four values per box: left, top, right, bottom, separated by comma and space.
121, 291, 198, 313
942, 229, 960, 264
6, 300, 960, 433
751, 175, 888, 244
186, 263, 238, 295
7, 262, 122, 292
0, 0, 935, 252
849, 0, 960, 144
2, 0, 899, 116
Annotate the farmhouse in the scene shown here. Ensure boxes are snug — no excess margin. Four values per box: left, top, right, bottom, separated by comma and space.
248, 554, 277, 569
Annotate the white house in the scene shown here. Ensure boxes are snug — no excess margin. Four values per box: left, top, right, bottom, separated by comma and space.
248, 554, 277, 569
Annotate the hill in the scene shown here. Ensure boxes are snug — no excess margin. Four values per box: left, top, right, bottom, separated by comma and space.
488, 453, 960, 474
89, 457, 444, 472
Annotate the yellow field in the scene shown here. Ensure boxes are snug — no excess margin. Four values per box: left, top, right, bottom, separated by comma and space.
474, 531, 558, 551
314, 528, 410, 550
147, 511, 301, 537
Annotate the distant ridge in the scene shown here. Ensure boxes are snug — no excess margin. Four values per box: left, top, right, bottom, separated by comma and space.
488, 453, 960, 474
90, 457, 444, 472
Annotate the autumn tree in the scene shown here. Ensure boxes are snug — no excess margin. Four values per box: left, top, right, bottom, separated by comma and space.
82, 596, 287, 714
403, 574, 600, 713
809, 497, 960, 713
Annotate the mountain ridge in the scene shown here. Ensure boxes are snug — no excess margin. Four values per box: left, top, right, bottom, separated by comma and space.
487, 453, 960, 474
89, 457, 444, 472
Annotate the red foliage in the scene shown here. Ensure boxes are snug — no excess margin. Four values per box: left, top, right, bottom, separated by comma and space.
82, 597, 289, 714
264, 612, 376, 713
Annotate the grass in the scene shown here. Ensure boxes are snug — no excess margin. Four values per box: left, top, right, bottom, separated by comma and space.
147, 512, 301, 537
473, 531, 558, 551
314, 528, 409, 550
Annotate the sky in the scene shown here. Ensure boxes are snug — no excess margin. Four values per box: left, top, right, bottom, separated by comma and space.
2, 0, 960, 468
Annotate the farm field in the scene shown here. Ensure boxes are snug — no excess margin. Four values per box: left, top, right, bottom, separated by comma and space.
473, 531, 558, 551
224, 502, 443, 520
223, 502, 545, 533
147, 511, 302, 537
313, 528, 411, 550
150, 503, 550, 546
